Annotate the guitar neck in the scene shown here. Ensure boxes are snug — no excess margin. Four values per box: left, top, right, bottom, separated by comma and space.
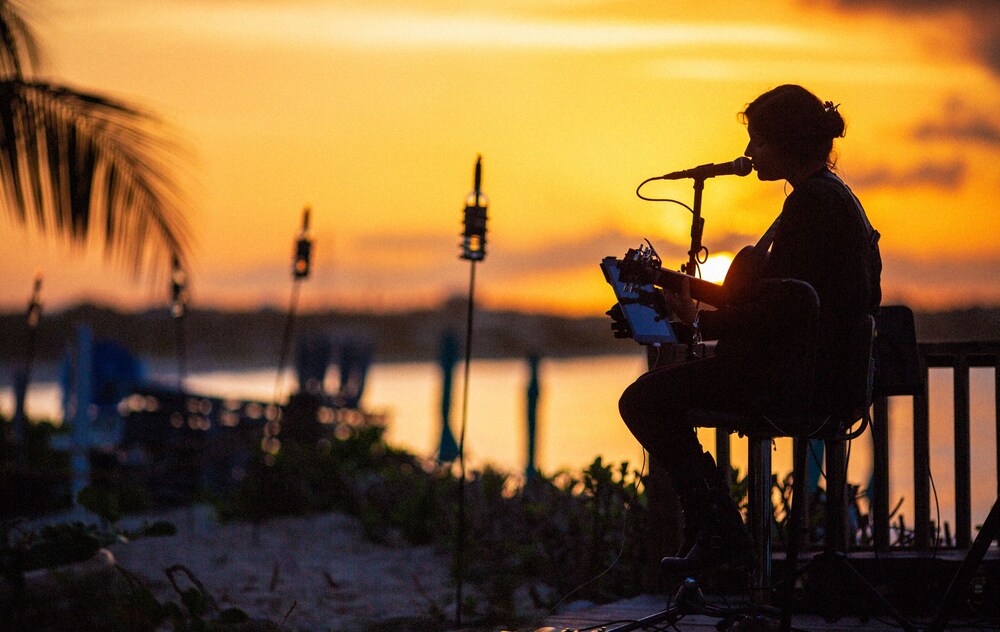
653, 268, 728, 307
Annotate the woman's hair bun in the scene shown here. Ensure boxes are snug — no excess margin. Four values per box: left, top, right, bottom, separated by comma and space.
822, 101, 846, 139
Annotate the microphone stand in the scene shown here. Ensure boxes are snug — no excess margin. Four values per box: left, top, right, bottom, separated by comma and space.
681, 177, 707, 360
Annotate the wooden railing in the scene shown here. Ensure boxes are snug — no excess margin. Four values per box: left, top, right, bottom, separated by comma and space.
870, 341, 1000, 552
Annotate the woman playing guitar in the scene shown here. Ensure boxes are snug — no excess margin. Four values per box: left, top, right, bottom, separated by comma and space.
616, 84, 882, 573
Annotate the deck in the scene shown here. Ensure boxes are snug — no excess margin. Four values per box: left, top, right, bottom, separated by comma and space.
541, 594, 933, 631
539, 546, 1000, 632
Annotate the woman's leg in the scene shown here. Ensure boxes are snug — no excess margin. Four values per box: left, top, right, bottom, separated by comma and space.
619, 355, 756, 570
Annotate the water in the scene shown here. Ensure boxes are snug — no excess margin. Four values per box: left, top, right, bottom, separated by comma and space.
2, 355, 996, 540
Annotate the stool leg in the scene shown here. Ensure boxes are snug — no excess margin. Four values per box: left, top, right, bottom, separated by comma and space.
779, 438, 810, 631
748, 437, 772, 604
824, 440, 848, 553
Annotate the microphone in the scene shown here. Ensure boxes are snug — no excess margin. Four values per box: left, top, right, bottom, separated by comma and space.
659, 157, 752, 180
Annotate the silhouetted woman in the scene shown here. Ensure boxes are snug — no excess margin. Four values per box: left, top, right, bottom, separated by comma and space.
618, 84, 881, 572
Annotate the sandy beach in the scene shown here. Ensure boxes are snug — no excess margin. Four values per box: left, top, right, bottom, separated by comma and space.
105, 505, 460, 631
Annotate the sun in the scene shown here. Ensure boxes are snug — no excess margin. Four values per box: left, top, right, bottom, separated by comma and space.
698, 253, 735, 284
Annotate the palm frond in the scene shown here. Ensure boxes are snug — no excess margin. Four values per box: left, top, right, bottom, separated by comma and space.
0, 0, 42, 80
0, 80, 194, 278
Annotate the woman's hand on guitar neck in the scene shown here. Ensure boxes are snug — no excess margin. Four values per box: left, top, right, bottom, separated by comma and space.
665, 275, 698, 325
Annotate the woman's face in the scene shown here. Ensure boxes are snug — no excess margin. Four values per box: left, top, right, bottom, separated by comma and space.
744, 121, 788, 181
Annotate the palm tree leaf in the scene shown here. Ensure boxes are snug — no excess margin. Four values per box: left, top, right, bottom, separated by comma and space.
0, 0, 42, 80
0, 82, 29, 219
1, 79, 194, 278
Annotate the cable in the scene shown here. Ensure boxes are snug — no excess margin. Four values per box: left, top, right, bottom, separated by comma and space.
635, 177, 694, 212
928, 464, 943, 555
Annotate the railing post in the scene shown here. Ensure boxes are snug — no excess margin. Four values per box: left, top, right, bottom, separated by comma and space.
913, 355, 931, 550
748, 436, 772, 604
872, 395, 890, 551
953, 355, 971, 548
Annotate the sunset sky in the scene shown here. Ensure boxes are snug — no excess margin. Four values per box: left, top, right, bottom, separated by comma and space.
3, 0, 1000, 316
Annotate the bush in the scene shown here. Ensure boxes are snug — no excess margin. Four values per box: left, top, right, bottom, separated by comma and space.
216, 419, 654, 627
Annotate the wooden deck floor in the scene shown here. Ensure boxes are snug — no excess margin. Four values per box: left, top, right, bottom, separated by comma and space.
538, 547, 1000, 631
539, 593, 996, 631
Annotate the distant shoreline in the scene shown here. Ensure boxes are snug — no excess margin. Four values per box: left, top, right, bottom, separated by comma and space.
2, 302, 999, 371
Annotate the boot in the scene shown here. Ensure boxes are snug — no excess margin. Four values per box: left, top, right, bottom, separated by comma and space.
662, 452, 754, 575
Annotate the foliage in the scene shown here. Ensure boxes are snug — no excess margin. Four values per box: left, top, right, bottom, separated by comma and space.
6, 485, 176, 573
1, 0, 193, 277
0, 485, 179, 631
157, 564, 286, 631
452, 458, 652, 623
0, 418, 72, 517
216, 420, 655, 628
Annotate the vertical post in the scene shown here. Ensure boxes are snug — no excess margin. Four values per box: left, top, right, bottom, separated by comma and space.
953, 355, 971, 548
748, 436, 772, 604
872, 396, 891, 551
525, 353, 540, 480
12, 272, 43, 463
70, 325, 94, 506
913, 354, 931, 550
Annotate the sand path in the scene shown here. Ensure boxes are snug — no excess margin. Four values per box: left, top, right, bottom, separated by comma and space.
108, 505, 455, 631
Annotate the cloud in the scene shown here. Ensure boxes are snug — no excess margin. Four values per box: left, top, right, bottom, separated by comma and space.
823, 0, 1000, 75
91, 2, 830, 54
846, 97, 1000, 190
847, 159, 967, 190
911, 97, 1000, 147
882, 250, 1000, 308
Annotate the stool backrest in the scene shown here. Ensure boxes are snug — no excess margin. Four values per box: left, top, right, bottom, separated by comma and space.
873, 305, 921, 397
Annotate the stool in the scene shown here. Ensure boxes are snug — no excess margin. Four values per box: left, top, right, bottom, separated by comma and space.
691, 395, 867, 609
690, 308, 923, 632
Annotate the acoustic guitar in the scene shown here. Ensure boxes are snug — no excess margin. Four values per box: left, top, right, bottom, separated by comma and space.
616, 242, 764, 309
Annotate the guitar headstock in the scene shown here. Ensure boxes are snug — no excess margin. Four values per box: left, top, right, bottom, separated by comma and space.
619, 240, 662, 292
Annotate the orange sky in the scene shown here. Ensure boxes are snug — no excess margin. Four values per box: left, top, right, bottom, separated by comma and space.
4, 0, 1000, 316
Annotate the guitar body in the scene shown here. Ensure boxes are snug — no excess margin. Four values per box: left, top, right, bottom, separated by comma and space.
720, 245, 766, 305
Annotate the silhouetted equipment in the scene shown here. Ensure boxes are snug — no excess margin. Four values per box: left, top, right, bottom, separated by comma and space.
460, 155, 488, 261
293, 206, 313, 279
274, 205, 316, 448
170, 254, 189, 385
455, 155, 489, 627
928, 495, 1000, 632
170, 254, 189, 319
